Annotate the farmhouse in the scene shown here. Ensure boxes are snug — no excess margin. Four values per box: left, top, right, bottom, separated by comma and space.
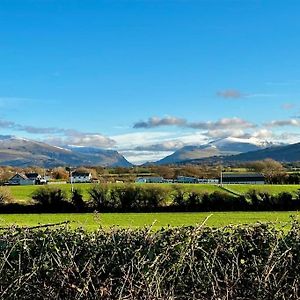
220, 173, 265, 184
71, 171, 92, 183
7, 173, 36, 185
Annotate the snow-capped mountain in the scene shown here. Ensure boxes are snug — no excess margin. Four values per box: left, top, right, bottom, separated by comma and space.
155, 137, 279, 165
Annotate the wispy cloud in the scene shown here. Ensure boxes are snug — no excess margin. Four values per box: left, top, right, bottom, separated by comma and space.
133, 116, 186, 129
216, 90, 276, 99
265, 119, 300, 127
281, 103, 295, 110
133, 116, 256, 130
0, 118, 115, 148
217, 89, 243, 99
44, 132, 116, 148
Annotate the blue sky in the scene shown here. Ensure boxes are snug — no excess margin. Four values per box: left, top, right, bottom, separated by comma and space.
1, 0, 300, 163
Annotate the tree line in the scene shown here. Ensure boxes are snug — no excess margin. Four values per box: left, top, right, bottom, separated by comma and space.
1, 184, 300, 213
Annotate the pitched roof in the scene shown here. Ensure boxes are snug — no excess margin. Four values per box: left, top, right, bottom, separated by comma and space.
9, 173, 28, 180
222, 173, 264, 178
72, 171, 91, 177
25, 173, 40, 179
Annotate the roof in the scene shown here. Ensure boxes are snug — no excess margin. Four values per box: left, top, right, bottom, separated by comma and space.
222, 173, 264, 178
25, 173, 40, 179
72, 171, 91, 177
9, 173, 28, 180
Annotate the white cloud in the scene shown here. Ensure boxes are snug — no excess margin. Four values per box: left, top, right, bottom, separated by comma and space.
265, 119, 300, 127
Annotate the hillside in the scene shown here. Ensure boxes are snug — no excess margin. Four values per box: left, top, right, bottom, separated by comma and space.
0, 135, 132, 167
155, 137, 273, 165
182, 142, 300, 165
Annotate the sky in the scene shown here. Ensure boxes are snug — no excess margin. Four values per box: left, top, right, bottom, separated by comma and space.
1, 0, 300, 164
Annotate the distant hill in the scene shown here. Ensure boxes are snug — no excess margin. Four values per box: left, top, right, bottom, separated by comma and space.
0, 135, 132, 167
181, 142, 300, 165
155, 137, 275, 165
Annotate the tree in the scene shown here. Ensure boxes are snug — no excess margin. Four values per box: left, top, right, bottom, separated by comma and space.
52, 167, 69, 180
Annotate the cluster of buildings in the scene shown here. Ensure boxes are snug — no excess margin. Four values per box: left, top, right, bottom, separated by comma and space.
135, 173, 265, 185
4, 171, 266, 186
5, 171, 93, 186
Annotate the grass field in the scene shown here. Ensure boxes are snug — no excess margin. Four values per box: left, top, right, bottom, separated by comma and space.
225, 184, 300, 196
6, 183, 300, 203
7, 183, 222, 203
0, 211, 297, 230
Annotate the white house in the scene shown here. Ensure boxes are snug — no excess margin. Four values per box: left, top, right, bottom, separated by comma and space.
71, 171, 92, 183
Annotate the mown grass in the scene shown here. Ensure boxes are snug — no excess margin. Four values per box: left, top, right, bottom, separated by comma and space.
0, 211, 297, 231
225, 184, 300, 196
7, 183, 222, 203
7, 183, 300, 203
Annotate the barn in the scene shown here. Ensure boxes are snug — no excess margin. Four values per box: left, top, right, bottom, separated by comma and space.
220, 173, 265, 184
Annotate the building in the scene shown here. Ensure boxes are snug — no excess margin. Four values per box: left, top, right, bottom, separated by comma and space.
198, 178, 219, 184
135, 177, 165, 183
176, 176, 199, 184
220, 173, 265, 184
25, 173, 43, 183
7, 173, 36, 185
6, 173, 46, 185
71, 171, 92, 183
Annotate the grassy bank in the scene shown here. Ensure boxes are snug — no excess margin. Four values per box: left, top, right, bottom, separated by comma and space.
0, 211, 297, 230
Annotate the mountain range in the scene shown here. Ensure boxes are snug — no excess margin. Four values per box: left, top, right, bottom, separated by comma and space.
154, 137, 277, 165
0, 135, 299, 167
0, 135, 132, 167
192, 142, 300, 164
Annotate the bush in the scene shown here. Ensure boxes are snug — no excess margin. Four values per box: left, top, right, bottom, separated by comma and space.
31, 186, 67, 208
71, 189, 85, 211
172, 185, 187, 207
140, 185, 168, 210
88, 184, 112, 211
185, 190, 203, 211
0, 187, 13, 204
273, 192, 294, 210
111, 184, 140, 211
1, 222, 300, 299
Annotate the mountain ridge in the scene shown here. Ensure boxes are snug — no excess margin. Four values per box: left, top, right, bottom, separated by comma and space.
0, 136, 132, 167
154, 137, 280, 165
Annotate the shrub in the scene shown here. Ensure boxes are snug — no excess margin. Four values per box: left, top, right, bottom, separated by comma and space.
140, 185, 168, 210
1, 222, 300, 299
111, 184, 140, 211
31, 186, 67, 208
0, 187, 13, 204
186, 190, 203, 211
88, 184, 112, 211
71, 189, 85, 211
246, 189, 262, 209
172, 185, 187, 207
274, 192, 293, 210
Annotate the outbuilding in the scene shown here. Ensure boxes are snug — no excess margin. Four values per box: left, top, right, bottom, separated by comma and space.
220, 173, 265, 184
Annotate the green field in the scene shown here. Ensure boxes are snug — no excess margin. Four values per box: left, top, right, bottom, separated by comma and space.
7, 183, 222, 203
6, 183, 300, 203
0, 211, 297, 230
225, 184, 300, 196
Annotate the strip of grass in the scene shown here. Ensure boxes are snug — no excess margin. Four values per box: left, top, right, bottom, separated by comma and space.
7, 183, 223, 203
0, 211, 297, 231
6, 183, 300, 205
225, 184, 300, 196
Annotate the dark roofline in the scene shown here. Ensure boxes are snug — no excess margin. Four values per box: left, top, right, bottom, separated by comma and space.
222, 173, 264, 178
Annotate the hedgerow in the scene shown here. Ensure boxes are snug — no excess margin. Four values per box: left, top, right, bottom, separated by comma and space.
1, 184, 300, 213
0, 221, 300, 299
